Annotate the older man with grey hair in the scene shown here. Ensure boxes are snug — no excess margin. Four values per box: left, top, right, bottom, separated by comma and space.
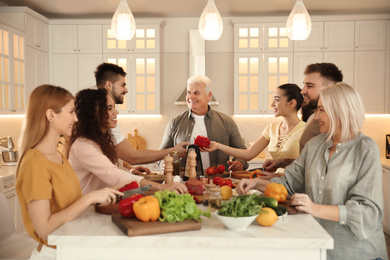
160, 75, 248, 172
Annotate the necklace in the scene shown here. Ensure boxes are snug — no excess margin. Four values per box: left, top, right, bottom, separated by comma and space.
274, 135, 289, 151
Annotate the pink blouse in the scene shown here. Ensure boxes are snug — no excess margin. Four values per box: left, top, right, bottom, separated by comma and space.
69, 138, 144, 194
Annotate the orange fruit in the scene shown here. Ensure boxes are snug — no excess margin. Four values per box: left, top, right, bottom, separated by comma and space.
256, 207, 279, 227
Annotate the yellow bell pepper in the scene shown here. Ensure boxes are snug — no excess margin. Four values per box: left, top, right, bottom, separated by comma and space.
264, 183, 288, 202
133, 195, 161, 222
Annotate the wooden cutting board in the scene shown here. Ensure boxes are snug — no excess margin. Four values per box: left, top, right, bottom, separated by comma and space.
279, 196, 298, 215
112, 213, 201, 236
231, 171, 251, 179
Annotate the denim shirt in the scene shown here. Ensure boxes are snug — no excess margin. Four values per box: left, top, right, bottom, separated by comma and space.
273, 133, 388, 260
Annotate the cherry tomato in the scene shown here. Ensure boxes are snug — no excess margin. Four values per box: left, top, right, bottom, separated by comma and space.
206, 167, 216, 175
217, 165, 225, 173
213, 177, 221, 185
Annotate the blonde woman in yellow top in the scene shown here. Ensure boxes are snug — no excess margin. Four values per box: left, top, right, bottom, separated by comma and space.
205, 83, 305, 178
16, 85, 122, 259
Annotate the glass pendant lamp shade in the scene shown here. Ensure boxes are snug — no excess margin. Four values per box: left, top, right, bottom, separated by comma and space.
286, 0, 311, 40
198, 0, 223, 40
111, 0, 136, 40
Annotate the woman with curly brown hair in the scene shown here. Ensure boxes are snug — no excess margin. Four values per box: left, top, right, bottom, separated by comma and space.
68, 88, 187, 194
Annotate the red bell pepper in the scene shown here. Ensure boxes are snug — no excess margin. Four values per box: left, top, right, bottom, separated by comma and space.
118, 193, 143, 218
194, 135, 210, 148
119, 181, 139, 192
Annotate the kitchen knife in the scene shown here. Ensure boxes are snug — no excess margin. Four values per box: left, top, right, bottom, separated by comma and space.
122, 184, 152, 199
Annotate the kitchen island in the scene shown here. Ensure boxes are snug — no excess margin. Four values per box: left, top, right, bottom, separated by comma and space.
49, 205, 333, 260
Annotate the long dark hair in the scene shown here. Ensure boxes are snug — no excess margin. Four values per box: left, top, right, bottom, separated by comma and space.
68, 88, 117, 164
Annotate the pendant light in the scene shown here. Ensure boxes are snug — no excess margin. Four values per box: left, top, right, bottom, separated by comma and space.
286, 0, 311, 40
111, 0, 136, 40
198, 0, 223, 40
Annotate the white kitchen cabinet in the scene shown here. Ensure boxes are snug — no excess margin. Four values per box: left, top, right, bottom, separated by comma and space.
25, 14, 48, 52
25, 46, 49, 97
52, 53, 102, 95
233, 23, 293, 115
293, 22, 324, 52
293, 52, 323, 87
52, 25, 102, 54
355, 20, 387, 51
354, 51, 386, 113
382, 166, 390, 235
0, 23, 26, 114
323, 51, 354, 85
103, 23, 161, 54
324, 21, 355, 51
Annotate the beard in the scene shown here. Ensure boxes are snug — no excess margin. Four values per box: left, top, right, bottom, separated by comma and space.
111, 89, 124, 104
302, 96, 319, 110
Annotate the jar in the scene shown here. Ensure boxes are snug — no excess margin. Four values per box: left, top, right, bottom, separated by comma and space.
203, 183, 216, 206
208, 187, 222, 212
172, 151, 180, 176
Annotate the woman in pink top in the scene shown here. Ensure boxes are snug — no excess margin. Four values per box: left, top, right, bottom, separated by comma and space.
68, 89, 188, 194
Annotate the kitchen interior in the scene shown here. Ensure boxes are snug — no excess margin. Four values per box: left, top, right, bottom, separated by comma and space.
0, 0, 390, 259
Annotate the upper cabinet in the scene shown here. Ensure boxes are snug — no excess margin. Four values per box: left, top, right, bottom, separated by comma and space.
233, 23, 293, 115
0, 23, 25, 113
25, 14, 48, 52
323, 21, 355, 51
355, 20, 387, 50
52, 25, 102, 53
50, 20, 162, 115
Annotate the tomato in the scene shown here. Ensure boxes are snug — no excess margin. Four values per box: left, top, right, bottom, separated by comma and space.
224, 182, 234, 189
213, 177, 221, 185
206, 167, 216, 175
212, 166, 219, 174
219, 178, 227, 187
217, 165, 225, 173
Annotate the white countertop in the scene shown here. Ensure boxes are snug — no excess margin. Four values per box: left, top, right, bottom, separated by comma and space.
381, 158, 390, 169
49, 206, 333, 259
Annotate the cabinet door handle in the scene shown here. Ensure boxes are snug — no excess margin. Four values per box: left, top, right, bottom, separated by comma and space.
36, 44, 41, 48
7, 193, 16, 199
4, 184, 14, 188
74, 49, 77, 52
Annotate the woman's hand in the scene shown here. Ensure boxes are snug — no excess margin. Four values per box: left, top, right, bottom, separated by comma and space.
202, 141, 219, 152
291, 193, 316, 215
236, 178, 258, 194
85, 187, 123, 206
162, 182, 188, 194
130, 165, 151, 175
259, 170, 284, 180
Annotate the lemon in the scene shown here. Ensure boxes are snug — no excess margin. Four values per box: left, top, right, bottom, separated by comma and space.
256, 207, 279, 227
220, 186, 233, 200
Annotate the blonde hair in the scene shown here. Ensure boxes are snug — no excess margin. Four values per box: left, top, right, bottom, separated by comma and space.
187, 75, 213, 94
16, 85, 73, 176
320, 82, 365, 142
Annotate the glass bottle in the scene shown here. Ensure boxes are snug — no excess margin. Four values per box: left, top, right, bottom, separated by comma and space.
203, 183, 217, 206
172, 151, 180, 176
208, 187, 222, 212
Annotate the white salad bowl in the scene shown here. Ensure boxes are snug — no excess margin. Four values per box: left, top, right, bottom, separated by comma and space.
214, 211, 259, 231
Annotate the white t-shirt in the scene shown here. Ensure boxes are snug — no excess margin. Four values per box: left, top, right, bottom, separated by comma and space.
111, 124, 125, 145
189, 114, 211, 169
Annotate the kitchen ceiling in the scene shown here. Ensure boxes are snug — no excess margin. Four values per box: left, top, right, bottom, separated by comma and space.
1, 0, 390, 19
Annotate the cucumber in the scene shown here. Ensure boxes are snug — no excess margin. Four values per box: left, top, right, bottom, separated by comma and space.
271, 205, 288, 216
254, 196, 278, 208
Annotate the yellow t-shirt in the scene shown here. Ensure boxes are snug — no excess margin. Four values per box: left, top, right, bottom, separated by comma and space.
262, 121, 306, 160
16, 149, 81, 246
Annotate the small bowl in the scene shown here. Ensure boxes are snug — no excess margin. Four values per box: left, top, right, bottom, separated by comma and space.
214, 211, 258, 231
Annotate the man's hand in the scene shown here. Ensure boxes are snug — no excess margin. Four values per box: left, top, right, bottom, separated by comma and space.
227, 161, 244, 171
173, 142, 190, 158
